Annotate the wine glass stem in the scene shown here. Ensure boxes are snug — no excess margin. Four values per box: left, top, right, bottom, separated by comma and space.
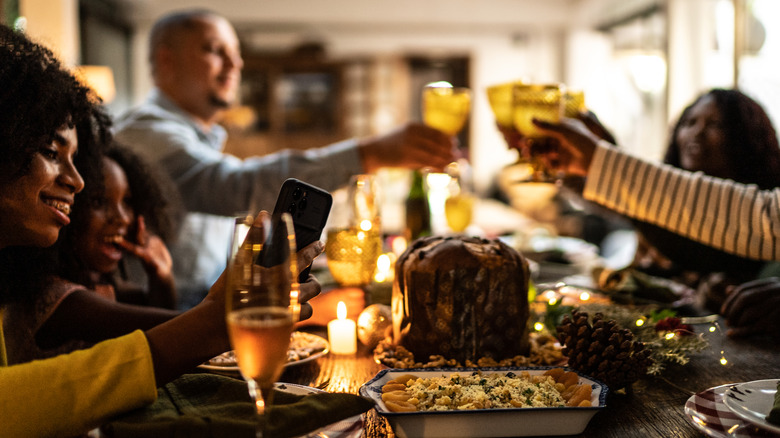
248, 380, 267, 437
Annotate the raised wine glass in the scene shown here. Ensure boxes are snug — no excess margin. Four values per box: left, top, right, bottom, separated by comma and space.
226, 212, 299, 438
421, 81, 472, 234
511, 83, 565, 183
422, 81, 472, 137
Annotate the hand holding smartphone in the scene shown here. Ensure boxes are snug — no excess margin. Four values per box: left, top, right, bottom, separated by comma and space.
270, 178, 333, 282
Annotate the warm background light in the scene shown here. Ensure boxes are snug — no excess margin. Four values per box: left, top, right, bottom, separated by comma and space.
74, 65, 116, 103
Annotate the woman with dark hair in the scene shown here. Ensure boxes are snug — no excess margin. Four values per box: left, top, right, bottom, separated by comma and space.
664, 88, 780, 189
532, 98, 780, 338
2, 142, 185, 365
631, 89, 780, 311
0, 25, 321, 436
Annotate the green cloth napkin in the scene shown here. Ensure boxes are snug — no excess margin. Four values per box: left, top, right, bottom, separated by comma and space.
102, 373, 375, 438
594, 267, 692, 305
768, 381, 780, 425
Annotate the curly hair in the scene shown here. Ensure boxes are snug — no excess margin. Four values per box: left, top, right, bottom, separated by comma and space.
664, 88, 780, 189
0, 25, 111, 305
56, 143, 183, 288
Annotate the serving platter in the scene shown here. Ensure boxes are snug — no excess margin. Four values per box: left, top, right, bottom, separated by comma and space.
359, 366, 607, 438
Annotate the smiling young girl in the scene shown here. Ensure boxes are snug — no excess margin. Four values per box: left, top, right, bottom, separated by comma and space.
63, 144, 182, 308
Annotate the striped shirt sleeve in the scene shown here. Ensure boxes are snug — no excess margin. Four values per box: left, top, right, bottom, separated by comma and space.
584, 142, 780, 261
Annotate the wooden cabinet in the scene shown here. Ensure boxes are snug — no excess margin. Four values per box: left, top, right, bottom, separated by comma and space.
222, 46, 469, 159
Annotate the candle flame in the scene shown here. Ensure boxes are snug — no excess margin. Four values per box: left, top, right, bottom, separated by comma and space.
337, 301, 347, 320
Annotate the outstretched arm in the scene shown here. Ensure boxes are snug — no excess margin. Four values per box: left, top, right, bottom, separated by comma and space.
535, 117, 780, 261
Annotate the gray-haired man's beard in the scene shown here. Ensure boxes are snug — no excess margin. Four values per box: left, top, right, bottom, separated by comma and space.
209, 95, 231, 108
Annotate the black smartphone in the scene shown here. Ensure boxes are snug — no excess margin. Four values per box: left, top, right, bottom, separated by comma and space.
270, 178, 333, 282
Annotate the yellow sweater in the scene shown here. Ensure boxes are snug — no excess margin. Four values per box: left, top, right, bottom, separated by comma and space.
0, 309, 157, 438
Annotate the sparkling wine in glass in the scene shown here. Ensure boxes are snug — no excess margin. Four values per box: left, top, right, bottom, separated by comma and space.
226, 212, 298, 438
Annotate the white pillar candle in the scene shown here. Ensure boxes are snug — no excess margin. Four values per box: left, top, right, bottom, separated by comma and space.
328, 301, 357, 354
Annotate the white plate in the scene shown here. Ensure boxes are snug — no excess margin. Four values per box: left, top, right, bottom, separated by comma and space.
200, 331, 330, 372
723, 379, 780, 434
359, 366, 607, 438
275, 383, 363, 438
683, 384, 777, 438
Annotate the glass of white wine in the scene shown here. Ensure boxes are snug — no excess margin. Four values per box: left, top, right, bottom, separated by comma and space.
226, 212, 299, 438
443, 160, 474, 233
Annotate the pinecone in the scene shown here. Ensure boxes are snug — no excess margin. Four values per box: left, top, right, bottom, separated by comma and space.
556, 309, 652, 391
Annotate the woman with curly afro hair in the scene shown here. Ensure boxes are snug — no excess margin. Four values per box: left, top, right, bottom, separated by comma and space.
0, 24, 324, 437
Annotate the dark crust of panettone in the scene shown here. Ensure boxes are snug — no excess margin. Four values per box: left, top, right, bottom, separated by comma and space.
392, 235, 531, 364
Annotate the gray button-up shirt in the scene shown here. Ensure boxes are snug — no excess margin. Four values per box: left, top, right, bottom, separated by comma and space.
114, 89, 363, 308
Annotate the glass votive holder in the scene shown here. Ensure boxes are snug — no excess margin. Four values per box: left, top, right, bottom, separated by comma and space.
325, 225, 383, 287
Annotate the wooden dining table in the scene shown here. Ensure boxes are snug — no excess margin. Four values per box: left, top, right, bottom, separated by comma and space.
275, 285, 780, 438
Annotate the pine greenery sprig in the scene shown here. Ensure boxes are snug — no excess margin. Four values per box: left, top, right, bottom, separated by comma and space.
556, 303, 710, 376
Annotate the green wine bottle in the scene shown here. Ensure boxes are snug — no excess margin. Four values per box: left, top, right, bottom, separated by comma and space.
405, 169, 431, 242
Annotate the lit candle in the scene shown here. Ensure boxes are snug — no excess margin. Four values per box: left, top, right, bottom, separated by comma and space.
328, 301, 357, 354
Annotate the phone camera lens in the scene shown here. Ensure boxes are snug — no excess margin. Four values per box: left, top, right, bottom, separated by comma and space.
298, 198, 307, 211
292, 187, 303, 200
286, 203, 297, 215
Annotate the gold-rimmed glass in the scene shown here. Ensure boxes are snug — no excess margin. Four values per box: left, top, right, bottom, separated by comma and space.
512, 83, 564, 139
487, 81, 522, 129
226, 212, 298, 438
422, 81, 472, 136
512, 83, 565, 183
563, 90, 586, 118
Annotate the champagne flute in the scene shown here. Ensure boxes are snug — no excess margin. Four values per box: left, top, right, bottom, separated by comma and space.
226, 212, 298, 438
